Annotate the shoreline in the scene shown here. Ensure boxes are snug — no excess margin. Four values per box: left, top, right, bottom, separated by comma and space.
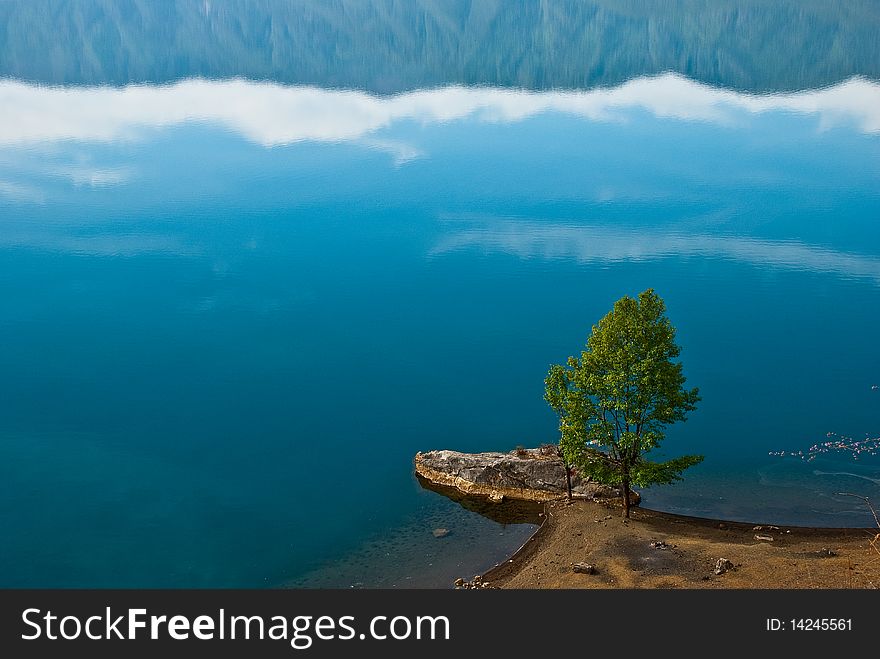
480, 499, 880, 588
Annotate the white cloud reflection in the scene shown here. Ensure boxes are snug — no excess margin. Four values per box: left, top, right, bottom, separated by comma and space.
0, 74, 878, 150
431, 218, 880, 286
0, 179, 44, 202
60, 166, 131, 188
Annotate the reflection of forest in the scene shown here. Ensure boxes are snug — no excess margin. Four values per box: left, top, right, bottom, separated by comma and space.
2, 0, 878, 92
416, 475, 544, 526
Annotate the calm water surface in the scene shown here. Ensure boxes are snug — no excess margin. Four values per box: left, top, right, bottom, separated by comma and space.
0, 1, 878, 587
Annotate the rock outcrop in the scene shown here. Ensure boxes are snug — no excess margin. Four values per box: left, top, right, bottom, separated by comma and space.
415, 447, 639, 504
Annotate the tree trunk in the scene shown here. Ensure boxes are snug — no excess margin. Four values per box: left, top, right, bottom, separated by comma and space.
564, 462, 573, 500
622, 478, 631, 518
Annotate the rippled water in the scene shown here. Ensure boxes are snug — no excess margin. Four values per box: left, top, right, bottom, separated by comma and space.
0, 1, 878, 587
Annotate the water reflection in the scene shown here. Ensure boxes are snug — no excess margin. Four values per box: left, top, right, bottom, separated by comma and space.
3, 0, 879, 93
1, 75, 878, 151
415, 475, 544, 525
431, 219, 880, 286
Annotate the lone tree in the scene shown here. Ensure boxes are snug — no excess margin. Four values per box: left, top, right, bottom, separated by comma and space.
545, 289, 702, 517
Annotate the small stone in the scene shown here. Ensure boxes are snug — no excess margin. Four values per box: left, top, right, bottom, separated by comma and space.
454, 578, 464, 587
433, 528, 450, 538
753, 525, 763, 531
754, 534, 774, 542
488, 492, 504, 503
816, 548, 837, 557
650, 540, 670, 550
473, 575, 483, 584
573, 562, 596, 574
718, 523, 727, 530
714, 558, 734, 575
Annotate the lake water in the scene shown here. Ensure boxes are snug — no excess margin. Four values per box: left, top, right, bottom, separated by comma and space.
1, 1, 878, 588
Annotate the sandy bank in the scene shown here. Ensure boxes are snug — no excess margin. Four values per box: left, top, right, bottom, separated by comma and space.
485, 499, 880, 589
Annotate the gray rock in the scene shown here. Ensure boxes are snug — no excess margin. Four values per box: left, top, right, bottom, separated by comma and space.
456, 577, 496, 590
432, 528, 450, 538
573, 562, 596, 574
415, 448, 640, 503
714, 558, 734, 575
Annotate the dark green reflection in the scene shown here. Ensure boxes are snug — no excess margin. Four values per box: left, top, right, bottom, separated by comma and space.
1, 0, 878, 92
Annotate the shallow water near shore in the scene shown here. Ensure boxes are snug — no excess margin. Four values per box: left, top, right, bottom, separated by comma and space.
0, 1, 878, 587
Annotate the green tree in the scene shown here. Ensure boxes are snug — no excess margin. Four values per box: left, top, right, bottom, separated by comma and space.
544, 289, 702, 517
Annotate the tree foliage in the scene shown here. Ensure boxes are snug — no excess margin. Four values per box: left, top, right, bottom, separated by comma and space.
545, 289, 702, 516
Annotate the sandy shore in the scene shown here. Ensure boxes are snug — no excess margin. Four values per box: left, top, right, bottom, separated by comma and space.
485, 499, 880, 589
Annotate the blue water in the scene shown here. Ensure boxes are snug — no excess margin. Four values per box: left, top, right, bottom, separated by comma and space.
1, 3, 879, 587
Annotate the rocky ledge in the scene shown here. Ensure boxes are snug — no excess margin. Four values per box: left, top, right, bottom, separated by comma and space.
414, 447, 639, 504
